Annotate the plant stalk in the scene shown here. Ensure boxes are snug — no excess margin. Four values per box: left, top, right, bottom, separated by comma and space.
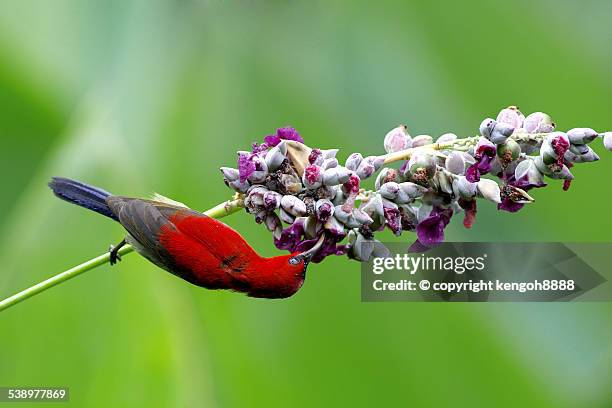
381, 132, 552, 165
0, 196, 244, 312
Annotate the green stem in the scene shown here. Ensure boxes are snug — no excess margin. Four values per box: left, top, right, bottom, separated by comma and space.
0, 196, 244, 312
381, 137, 479, 164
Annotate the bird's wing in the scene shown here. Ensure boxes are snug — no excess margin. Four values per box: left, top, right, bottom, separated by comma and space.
106, 197, 173, 258
149, 193, 188, 208
106, 197, 256, 288
156, 205, 259, 264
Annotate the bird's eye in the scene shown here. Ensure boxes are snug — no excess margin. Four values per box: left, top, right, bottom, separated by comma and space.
289, 257, 300, 265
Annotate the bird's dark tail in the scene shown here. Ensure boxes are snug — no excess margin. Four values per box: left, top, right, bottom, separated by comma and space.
48, 177, 119, 221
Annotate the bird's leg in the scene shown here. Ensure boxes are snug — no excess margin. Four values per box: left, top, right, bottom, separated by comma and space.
109, 238, 127, 266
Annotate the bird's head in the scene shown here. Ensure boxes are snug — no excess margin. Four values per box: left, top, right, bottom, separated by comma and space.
249, 234, 325, 299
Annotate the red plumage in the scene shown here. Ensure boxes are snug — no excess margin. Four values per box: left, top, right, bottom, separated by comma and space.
158, 211, 307, 298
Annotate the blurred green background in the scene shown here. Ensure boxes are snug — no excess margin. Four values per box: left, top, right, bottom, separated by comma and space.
1, 1, 611, 407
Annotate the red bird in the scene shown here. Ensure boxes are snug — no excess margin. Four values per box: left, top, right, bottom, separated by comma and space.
49, 177, 316, 299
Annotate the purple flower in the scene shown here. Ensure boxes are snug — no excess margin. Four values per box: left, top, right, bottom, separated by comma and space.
315, 199, 334, 222
514, 174, 546, 190
251, 142, 269, 154
414, 207, 453, 247
274, 218, 346, 263
295, 234, 347, 263
551, 135, 570, 168
237, 143, 270, 182
497, 198, 525, 213
466, 143, 496, 183
563, 179, 572, 191
399, 159, 409, 176
340, 174, 361, 213
304, 165, 322, 185
384, 207, 402, 236
497, 175, 544, 213
274, 218, 306, 252
264, 127, 304, 147
238, 153, 256, 183
308, 148, 322, 164
458, 198, 477, 229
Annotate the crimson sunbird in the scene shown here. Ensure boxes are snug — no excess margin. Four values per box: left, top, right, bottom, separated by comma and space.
49, 177, 315, 299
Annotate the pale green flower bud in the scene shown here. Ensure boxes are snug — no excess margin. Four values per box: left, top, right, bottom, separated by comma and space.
276, 140, 288, 155
279, 208, 296, 224
378, 182, 415, 204
445, 151, 473, 175
228, 179, 250, 193
523, 112, 555, 133
383, 125, 412, 153
540, 132, 570, 167
245, 186, 268, 207
381, 198, 398, 210
309, 148, 338, 167
349, 233, 389, 262
360, 194, 385, 230
437, 133, 458, 144
496, 106, 525, 129
356, 160, 376, 179
281, 195, 307, 216
378, 181, 400, 200
265, 145, 286, 171
304, 216, 321, 239
479, 118, 496, 139
514, 159, 545, 187
398, 182, 428, 200
569, 144, 590, 155
489, 122, 514, 144
452, 176, 478, 199
280, 173, 303, 195
432, 170, 454, 195
497, 138, 521, 165
603, 132, 612, 151
416, 203, 433, 223
264, 212, 281, 233
321, 157, 338, 170
220, 167, 240, 182
411, 135, 434, 147
534, 156, 574, 180
321, 148, 339, 160
565, 146, 599, 163
476, 178, 501, 203
345, 153, 363, 171
407, 152, 437, 182
567, 128, 598, 145
353, 209, 374, 225
322, 166, 352, 186
334, 206, 373, 228
374, 167, 399, 190
324, 214, 345, 236
263, 191, 282, 210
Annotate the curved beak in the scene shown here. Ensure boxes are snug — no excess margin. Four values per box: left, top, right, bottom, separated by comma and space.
289, 233, 326, 265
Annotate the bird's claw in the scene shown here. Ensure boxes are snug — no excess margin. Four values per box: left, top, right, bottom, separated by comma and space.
109, 244, 122, 265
